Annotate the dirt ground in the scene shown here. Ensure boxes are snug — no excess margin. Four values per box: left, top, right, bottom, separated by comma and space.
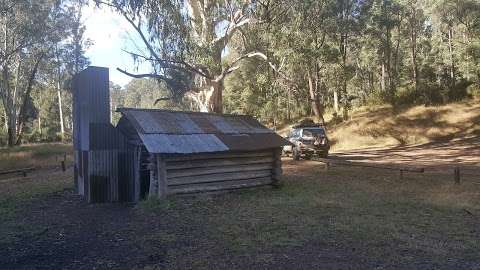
331, 137, 480, 172
1, 142, 480, 270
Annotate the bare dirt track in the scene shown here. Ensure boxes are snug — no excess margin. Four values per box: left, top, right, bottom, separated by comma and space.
331, 137, 480, 172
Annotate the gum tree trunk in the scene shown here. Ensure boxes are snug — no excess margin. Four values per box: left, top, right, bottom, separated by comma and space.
307, 69, 325, 125
57, 81, 65, 140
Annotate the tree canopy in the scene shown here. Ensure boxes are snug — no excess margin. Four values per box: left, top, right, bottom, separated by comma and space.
1, 0, 479, 146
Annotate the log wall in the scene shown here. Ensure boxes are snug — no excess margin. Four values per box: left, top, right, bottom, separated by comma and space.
156, 149, 282, 195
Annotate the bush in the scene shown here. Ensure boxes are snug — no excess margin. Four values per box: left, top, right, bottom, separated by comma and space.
394, 80, 472, 107
0, 130, 6, 146
446, 79, 472, 101
467, 83, 480, 97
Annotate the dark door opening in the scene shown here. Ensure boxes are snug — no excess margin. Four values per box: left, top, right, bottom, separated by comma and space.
140, 170, 150, 200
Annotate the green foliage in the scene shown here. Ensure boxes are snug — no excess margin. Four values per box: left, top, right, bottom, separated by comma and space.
0, 0, 90, 146
110, 78, 187, 124
2, 0, 480, 145
222, 0, 480, 123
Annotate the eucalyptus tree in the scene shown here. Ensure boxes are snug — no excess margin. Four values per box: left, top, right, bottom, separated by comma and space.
0, 0, 88, 146
0, 0, 53, 146
366, 0, 404, 100
329, 0, 370, 119
49, 0, 90, 140
427, 0, 480, 87
265, 0, 339, 124
95, 0, 283, 113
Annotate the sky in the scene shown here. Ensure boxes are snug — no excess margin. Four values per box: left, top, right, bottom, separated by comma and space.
83, 1, 150, 87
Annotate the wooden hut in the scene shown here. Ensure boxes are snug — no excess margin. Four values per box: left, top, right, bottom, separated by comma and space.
73, 66, 289, 203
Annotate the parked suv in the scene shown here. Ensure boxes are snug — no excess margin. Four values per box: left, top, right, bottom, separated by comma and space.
283, 125, 330, 160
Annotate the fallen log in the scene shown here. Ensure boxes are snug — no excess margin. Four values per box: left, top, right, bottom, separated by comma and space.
0, 167, 35, 177
316, 158, 425, 173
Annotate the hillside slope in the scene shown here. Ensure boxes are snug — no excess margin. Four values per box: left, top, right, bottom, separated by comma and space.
329, 99, 480, 151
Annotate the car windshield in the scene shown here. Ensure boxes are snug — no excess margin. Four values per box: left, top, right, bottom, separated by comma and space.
303, 128, 325, 137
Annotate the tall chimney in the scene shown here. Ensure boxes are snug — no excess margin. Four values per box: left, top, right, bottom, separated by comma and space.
72, 66, 110, 195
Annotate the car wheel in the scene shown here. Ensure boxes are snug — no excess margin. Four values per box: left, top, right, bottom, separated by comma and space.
292, 147, 300, 161
304, 154, 312, 160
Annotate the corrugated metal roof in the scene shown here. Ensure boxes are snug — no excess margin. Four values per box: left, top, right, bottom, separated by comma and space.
117, 108, 289, 154
139, 134, 229, 154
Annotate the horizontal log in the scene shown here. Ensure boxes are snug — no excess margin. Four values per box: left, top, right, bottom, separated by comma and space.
166, 156, 274, 170
168, 170, 272, 186
167, 163, 273, 178
316, 158, 425, 173
0, 167, 35, 176
168, 177, 273, 195
165, 151, 273, 162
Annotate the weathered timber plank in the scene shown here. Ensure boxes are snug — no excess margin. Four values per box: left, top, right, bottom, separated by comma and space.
168, 177, 273, 194
134, 146, 142, 202
166, 156, 274, 170
148, 154, 158, 198
166, 151, 273, 162
272, 148, 283, 185
168, 170, 272, 186
157, 155, 168, 199
167, 163, 273, 178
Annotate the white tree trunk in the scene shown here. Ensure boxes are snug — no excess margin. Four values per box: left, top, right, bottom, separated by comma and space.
57, 82, 65, 140
333, 90, 339, 113
381, 61, 386, 93
38, 114, 42, 135
448, 26, 455, 85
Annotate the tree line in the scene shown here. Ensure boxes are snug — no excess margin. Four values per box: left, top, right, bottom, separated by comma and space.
98, 0, 480, 126
1, 0, 479, 146
0, 0, 90, 146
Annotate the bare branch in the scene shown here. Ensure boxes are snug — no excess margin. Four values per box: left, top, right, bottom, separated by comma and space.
219, 52, 292, 86
117, 67, 171, 80
153, 97, 171, 105
96, 0, 212, 79
121, 49, 210, 78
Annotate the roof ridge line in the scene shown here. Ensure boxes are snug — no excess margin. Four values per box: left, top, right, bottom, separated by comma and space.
116, 107, 251, 118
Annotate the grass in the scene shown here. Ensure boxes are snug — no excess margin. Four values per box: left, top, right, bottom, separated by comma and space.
329, 98, 480, 151
0, 143, 73, 170
0, 143, 74, 248
135, 160, 480, 268
277, 98, 480, 152
1, 146, 479, 268
0, 169, 72, 245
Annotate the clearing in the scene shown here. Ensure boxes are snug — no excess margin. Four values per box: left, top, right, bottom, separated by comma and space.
1, 157, 480, 269
1, 100, 480, 269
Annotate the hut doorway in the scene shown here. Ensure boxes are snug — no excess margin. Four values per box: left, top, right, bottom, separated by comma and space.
138, 147, 151, 200
140, 170, 150, 199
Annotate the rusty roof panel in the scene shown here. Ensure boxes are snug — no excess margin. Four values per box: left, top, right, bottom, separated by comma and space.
118, 108, 274, 135
139, 134, 229, 154
216, 133, 290, 151
207, 115, 238, 134
147, 111, 203, 134
116, 108, 290, 154
128, 110, 164, 133
189, 114, 222, 133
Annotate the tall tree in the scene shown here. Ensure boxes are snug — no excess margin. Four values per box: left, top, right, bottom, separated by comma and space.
0, 0, 89, 146
95, 0, 284, 113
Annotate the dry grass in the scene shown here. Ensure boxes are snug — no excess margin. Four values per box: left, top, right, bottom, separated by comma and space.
137, 159, 480, 268
329, 98, 480, 151
0, 143, 73, 171
1, 156, 479, 268
0, 169, 72, 244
